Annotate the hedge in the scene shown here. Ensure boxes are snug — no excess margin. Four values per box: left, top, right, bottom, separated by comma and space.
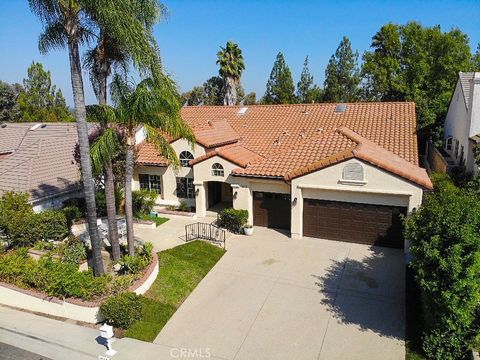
217, 208, 248, 233
99, 292, 143, 329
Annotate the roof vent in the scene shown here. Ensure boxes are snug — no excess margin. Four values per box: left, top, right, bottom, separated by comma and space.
334, 104, 347, 113
237, 107, 248, 115
206, 120, 214, 127
29, 123, 46, 131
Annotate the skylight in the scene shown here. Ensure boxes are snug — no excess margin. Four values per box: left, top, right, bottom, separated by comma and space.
334, 104, 347, 113
237, 107, 248, 115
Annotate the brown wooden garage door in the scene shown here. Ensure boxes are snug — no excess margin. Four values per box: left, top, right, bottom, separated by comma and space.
253, 192, 291, 230
303, 199, 406, 248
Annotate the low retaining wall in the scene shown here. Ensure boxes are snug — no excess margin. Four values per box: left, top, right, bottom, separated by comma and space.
0, 252, 158, 324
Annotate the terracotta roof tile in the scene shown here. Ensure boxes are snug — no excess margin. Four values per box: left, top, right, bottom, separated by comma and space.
192, 119, 240, 148
136, 142, 168, 166
190, 144, 263, 168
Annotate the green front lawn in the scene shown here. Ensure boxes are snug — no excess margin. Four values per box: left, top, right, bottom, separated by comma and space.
136, 213, 169, 227
125, 240, 226, 342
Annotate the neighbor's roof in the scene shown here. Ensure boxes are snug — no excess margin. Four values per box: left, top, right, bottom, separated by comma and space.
459, 72, 476, 109
0, 122, 82, 201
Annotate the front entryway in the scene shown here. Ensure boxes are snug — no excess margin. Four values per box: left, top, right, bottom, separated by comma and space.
253, 191, 291, 229
303, 199, 406, 248
207, 181, 233, 210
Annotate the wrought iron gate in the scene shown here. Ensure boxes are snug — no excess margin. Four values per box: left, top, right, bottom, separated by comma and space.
185, 222, 226, 248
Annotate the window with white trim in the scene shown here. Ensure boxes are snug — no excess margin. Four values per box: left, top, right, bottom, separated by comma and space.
342, 163, 364, 181
211, 163, 224, 177
455, 139, 460, 158
139, 174, 161, 194
176, 177, 194, 198
179, 151, 194, 167
445, 137, 453, 151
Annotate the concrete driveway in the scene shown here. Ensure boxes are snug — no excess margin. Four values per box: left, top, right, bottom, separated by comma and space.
154, 227, 405, 360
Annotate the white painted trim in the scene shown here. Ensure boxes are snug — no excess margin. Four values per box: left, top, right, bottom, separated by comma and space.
337, 179, 368, 186
296, 184, 413, 197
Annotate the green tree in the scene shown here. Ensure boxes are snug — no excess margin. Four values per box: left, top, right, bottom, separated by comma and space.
83, 0, 165, 261
202, 76, 223, 105
110, 75, 195, 256
361, 23, 403, 101
404, 174, 480, 359
296, 56, 322, 103
323, 36, 361, 102
263, 52, 296, 104
243, 92, 256, 105
16, 62, 73, 122
473, 44, 480, 71
0, 81, 23, 122
216, 41, 245, 106
181, 86, 204, 106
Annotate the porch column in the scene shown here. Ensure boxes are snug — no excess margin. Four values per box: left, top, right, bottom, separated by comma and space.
194, 181, 206, 218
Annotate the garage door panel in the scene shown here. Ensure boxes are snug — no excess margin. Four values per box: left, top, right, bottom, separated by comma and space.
303, 199, 405, 249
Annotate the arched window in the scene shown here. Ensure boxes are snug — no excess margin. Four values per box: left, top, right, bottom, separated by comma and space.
179, 151, 194, 167
342, 162, 364, 181
211, 163, 224, 177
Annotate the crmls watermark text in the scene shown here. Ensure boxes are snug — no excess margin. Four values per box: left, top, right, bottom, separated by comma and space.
170, 348, 211, 358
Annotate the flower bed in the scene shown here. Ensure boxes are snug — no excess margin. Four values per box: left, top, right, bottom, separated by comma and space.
0, 252, 158, 323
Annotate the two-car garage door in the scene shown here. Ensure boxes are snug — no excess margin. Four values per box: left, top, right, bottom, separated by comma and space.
303, 199, 406, 249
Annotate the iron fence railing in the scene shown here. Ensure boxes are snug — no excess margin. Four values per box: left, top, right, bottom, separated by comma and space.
185, 222, 226, 248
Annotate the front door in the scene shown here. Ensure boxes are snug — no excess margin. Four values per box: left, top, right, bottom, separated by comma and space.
208, 182, 222, 208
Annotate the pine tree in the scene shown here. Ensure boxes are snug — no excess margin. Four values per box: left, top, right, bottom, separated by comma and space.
16, 62, 73, 122
473, 44, 480, 71
263, 52, 296, 104
296, 56, 322, 103
323, 37, 361, 102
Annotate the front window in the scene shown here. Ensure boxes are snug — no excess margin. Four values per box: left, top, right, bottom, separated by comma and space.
176, 177, 194, 198
445, 137, 453, 151
179, 151, 194, 167
211, 163, 224, 177
455, 139, 460, 158
139, 174, 161, 194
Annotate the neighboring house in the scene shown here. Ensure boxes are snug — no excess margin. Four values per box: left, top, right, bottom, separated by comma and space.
0, 122, 82, 211
133, 102, 432, 249
443, 72, 480, 174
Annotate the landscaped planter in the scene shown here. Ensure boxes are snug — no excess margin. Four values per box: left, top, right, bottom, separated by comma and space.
0, 252, 159, 324
156, 208, 195, 217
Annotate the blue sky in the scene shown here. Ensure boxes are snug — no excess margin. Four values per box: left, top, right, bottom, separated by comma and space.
0, 0, 479, 106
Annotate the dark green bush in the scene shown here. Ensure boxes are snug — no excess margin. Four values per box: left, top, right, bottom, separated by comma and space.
132, 190, 157, 216
217, 208, 248, 233
99, 292, 143, 329
62, 197, 86, 216
404, 175, 480, 359
62, 206, 82, 227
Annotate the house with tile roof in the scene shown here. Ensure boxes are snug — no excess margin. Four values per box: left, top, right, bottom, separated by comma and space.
134, 102, 432, 249
0, 122, 82, 211
443, 72, 480, 174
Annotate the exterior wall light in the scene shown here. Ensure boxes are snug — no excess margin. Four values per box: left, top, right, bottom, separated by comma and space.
233, 191, 238, 199
292, 197, 297, 206
195, 188, 200, 196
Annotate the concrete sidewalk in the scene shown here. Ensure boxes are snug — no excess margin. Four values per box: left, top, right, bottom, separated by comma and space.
0, 306, 221, 360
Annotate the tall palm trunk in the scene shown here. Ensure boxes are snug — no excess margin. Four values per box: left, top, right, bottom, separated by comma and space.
67, 39, 105, 276
97, 41, 121, 261
223, 77, 237, 105
124, 133, 136, 256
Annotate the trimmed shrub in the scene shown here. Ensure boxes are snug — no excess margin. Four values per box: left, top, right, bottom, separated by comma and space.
217, 208, 248, 233
99, 292, 143, 329
404, 174, 480, 359
118, 242, 153, 274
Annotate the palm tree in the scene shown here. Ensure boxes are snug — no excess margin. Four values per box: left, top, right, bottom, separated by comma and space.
83, 1, 167, 261
216, 41, 245, 106
111, 75, 195, 256
29, 0, 106, 275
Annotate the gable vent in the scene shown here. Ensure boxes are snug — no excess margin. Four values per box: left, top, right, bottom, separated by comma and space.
334, 104, 347, 113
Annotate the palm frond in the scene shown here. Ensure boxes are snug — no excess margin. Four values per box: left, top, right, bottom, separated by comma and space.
144, 123, 180, 169
90, 127, 121, 174
38, 21, 67, 54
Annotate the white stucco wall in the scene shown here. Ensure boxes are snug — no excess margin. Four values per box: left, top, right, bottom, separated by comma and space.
290, 159, 424, 241
132, 139, 205, 206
